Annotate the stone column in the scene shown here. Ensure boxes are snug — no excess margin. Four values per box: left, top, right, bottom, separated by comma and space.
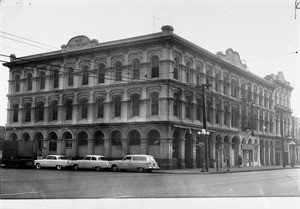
179, 138, 186, 169
104, 138, 111, 157
57, 139, 63, 155
122, 138, 128, 156
87, 139, 93, 155
140, 138, 147, 154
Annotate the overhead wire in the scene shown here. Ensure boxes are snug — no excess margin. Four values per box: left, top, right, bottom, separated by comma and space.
0, 30, 59, 50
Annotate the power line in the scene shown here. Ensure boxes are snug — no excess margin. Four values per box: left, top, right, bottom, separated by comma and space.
0, 31, 59, 50
247, 51, 299, 62
0, 35, 53, 51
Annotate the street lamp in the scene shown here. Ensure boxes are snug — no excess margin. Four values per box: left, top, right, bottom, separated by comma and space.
289, 141, 296, 167
198, 129, 210, 172
197, 84, 212, 172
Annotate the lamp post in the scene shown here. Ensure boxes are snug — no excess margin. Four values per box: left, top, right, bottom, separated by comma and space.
197, 84, 211, 172
289, 141, 296, 167
198, 129, 210, 172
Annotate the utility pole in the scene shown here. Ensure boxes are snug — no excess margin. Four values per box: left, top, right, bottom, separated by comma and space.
198, 84, 212, 172
281, 111, 286, 167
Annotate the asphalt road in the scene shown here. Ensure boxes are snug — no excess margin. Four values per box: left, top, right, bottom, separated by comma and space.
0, 167, 299, 198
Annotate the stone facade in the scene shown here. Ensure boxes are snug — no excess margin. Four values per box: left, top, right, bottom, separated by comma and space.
3, 25, 296, 169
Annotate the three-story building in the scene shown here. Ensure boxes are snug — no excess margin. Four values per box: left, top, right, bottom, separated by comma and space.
3, 26, 295, 169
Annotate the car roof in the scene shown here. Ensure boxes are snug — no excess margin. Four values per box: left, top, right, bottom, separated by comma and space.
85, 155, 105, 157
48, 155, 65, 157
125, 154, 153, 157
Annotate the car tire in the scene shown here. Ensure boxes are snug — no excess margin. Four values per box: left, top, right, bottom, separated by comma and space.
112, 165, 118, 172
137, 167, 144, 173
95, 166, 101, 171
36, 163, 41, 170
56, 165, 62, 170
73, 164, 79, 171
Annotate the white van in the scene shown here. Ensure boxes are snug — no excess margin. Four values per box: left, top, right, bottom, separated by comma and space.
110, 154, 159, 173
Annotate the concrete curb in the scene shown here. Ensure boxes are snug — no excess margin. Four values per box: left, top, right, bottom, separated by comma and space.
154, 166, 300, 175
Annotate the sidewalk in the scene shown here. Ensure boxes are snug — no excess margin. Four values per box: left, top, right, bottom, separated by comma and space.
155, 164, 300, 174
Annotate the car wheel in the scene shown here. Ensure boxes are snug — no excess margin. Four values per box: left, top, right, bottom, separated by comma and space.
95, 166, 101, 171
36, 163, 41, 170
73, 164, 79, 171
137, 167, 144, 173
56, 165, 62, 170
112, 165, 118, 172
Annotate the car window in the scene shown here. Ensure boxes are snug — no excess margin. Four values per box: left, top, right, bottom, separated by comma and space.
52, 156, 57, 160
59, 156, 67, 160
140, 157, 147, 161
46, 156, 52, 160
84, 157, 91, 160
132, 156, 139, 161
123, 156, 131, 161
91, 157, 96, 161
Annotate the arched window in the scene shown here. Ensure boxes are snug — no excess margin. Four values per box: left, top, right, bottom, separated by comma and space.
231, 79, 239, 98
111, 130, 122, 145
185, 96, 192, 119
22, 132, 30, 141
39, 71, 46, 90
224, 104, 229, 126
97, 98, 104, 118
81, 99, 88, 119
27, 73, 32, 91
65, 100, 73, 120
215, 103, 221, 124
173, 93, 180, 117
132, 59, 140, 80
223, 74, 229, 95
37, 102, 44, 121
150, 92, 159, 115
186, 62, 190, 84
12, 103, 19, 122
174, 57, 179, 80
98, 64, 105, 84
205, 68, 212, 85
215, 72, 221, 92
129, 130, 141, 145
48, 132, 58, 151
115, 61, 122, 81
24, 103, 31, 122
148, 130, 160, 145
207, 99, 213, 123
50, 101, 58, 121
94, 131, 104, 145
151, 56, 159, 78
114, 96, 122, 117
131, 94, 140, 117
78, 131, 88, 146
196, 98, 203, 121
63, 131, 72, 148
231, 107, 239, 128
68, 67, 74, 86
15, 75, 20, 92
53, 69, 59, 88
82, 66, 89, 85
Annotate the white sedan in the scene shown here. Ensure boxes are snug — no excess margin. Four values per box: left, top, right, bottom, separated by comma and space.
70, 155, 111, 171
34, 155, 70, 170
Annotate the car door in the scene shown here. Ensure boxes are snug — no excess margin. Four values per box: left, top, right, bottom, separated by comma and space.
120, 156, 132, 170
44, 156, 53, 167
80, 156, 91, 169
90, 156, 97, 169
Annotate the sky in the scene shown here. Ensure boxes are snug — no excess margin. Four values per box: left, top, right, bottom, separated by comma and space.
0, 0, 299, 126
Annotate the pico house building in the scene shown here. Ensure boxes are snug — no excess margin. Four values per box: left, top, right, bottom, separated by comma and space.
3, 26, 296, 169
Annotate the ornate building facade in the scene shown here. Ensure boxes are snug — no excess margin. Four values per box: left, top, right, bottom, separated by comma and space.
3, 26, 296, 169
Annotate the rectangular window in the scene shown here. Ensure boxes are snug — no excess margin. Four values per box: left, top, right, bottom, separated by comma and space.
49, 141, 57, 151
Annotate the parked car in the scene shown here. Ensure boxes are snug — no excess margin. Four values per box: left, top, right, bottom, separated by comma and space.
110, 154, 159, 173
70, 155, 111, 171
34, 155, 71, 170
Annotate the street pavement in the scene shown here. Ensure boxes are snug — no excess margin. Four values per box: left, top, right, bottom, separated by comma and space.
155, 164, 300, 174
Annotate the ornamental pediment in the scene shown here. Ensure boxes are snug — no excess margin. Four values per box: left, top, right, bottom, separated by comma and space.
61, 36, 99, 52
216, 48, 248, 71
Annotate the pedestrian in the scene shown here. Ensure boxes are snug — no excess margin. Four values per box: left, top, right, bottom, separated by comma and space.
226, 155, 230, 171
238, 155, 243, 167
